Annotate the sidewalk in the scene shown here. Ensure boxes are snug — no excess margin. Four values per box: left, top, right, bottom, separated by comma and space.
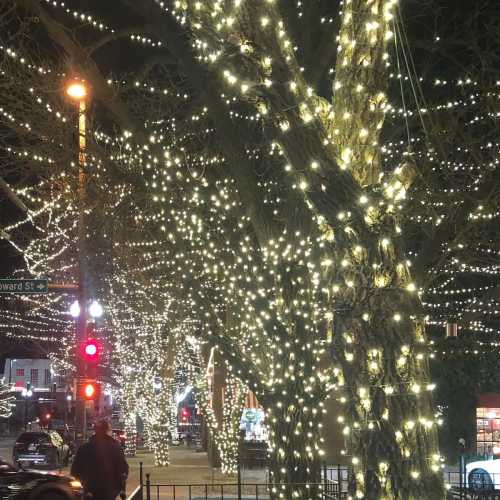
126, 446, 268, 500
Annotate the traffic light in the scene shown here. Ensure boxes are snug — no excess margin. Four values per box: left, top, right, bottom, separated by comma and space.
82, 338, 99, 363
80, 332, 100, 378
180, 407, 190, 423
84, 382, 96, 399
78, 379, 100, 401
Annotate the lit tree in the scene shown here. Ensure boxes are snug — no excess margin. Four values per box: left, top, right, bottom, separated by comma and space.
196, 363, 247, 475
111, 2, 446, 498
0, 379, 15, 419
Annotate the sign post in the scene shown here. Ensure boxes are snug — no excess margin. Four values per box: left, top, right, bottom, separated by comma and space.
0, 278, 49, 294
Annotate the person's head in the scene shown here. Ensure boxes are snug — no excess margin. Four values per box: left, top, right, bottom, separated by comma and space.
94, 419, 112, 437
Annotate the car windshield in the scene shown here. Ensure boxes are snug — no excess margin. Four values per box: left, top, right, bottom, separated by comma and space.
17, 433, 50, 445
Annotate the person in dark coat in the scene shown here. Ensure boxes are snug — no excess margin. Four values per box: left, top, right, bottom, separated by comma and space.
71, 420, 129, 500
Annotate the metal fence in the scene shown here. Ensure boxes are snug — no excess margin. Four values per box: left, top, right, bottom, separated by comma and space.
130, 462, 350, 500
142, 476, 346, 500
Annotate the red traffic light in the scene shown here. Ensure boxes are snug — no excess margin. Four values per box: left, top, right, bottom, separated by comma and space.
85, 342, 97, 357
181, 407, 190, 421
82, 338, 99, 362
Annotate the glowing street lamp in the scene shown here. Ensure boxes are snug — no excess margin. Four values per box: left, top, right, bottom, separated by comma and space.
88, 300, 103, 318
22, 383, 33, 431
21, 387, 33, 398
66, 82, 87, 100
70, 300, 81, 318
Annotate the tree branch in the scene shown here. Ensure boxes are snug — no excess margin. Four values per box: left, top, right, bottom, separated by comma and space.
0, 177, 28, 213
88, 25, 155, 55
21, 0, 143, 135
413, 166, 500, 286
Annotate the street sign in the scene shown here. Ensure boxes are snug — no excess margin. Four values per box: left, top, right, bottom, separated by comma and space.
0, 278, 49, 294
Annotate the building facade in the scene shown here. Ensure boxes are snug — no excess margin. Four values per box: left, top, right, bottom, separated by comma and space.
2, 358, 68, 394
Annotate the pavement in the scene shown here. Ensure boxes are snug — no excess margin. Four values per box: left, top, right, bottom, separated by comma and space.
126, 446, 268, 499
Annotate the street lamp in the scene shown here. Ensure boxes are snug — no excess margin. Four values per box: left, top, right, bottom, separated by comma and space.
69, 300, 81, 318
65, 388, 73, 429
21, 384, 33, 431
69, 299, 103, 318
88, 300, 103, 318
66, 79, 88, 444
66, 82, 87, 100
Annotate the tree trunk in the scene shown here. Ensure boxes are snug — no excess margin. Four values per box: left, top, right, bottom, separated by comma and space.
195, 367, 245, 475
151, 384, 170, 466
124, 410, 137, 457
337, 285, 445, 500
151, 422, 170, 466
266, 398, 323, 500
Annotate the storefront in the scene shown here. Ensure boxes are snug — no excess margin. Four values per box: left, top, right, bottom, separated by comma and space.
239, 407, 268, 442
239, 391, 268, 442
476, 393, 500, 455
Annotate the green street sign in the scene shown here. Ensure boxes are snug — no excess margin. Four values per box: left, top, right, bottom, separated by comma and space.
0, 278, 49, 294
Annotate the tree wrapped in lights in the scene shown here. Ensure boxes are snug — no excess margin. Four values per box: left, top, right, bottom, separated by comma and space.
119, 2, 446, 497
139, 371, 171, 466
195, 363, 246, 475
0, 379, 15, 419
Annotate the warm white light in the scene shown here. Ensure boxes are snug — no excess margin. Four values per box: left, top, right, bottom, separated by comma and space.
175, 385, 193, 404
66, 82, 87, 100
89, 300, 103, 318
22, 388, 33, 398
70, 300, 81, 318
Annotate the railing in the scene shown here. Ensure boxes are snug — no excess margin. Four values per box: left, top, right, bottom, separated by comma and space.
324, 465, 350, 495
129, 462, 350, 500
142, 476, 347, 500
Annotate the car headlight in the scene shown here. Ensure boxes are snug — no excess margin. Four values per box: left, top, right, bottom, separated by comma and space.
70, 480, 82, 489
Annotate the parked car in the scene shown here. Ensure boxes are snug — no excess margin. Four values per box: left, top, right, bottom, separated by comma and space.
0, 459, 82, 499
466, 457, 500, 491
13, 432, 71, 469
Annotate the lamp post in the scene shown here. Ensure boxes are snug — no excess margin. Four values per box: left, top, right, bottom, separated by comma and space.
66, 80, 88, 445
21, 385, 33, 431
65, 390, 72, 429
